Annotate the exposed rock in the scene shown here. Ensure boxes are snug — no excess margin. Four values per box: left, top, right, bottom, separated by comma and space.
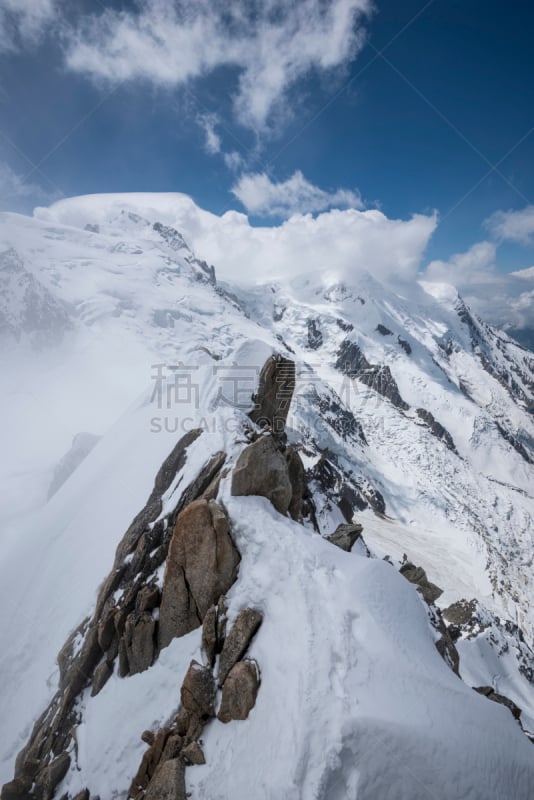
72, 791, 90, 800
416, 408, 457, 453
442, 599, 478, 632
335, 339, 370, 376
285, 446, 306, 521
97, 611, 116, 653
400, 561, 443, 605
249, 355, 296, 433
218, 660, 261, 723
181, 741, 206, 765
123, 612, 155, 675
159, 500, 240, 649
141, 730, 155, 746
307, 319, 323, 349
397, 336, 412, 355
91, 660, 113, 696
336, 318, 354, 332
326, 523, 364, 552
201, 598, 227, 668
218, 608, 263, 686
358, 365, 410, 411
180, 660, 216, 719
474, 686, 522, 720
313, 389, 367, 445
144, 758, 186, 800
136, 584, 160, 613
201, 605, 218, 668
231, 435, 292, 515
1, 777, 32, 800
376, 324, 393, 336
35, 752, 71, 799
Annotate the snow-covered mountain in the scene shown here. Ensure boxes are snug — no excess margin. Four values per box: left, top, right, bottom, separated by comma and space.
0, 195, 533, 800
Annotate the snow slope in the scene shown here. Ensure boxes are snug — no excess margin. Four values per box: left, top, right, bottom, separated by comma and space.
0, 194, 533, 797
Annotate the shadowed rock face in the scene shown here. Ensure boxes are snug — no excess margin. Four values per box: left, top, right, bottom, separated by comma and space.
249, 355, 296, 433
158, 500, 240, 649
231, 435, 293, 514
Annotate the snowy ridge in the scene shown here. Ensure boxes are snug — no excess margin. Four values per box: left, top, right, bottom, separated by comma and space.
0, 194, 533, 798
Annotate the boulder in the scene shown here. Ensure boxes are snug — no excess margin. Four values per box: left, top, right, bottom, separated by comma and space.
231, 436, 292, 514
144, 758, 186, 800
159, 500, 240, 649
180, 660, 216, 719
326, 523, 363, 552
218, 660, 260, 723
249, 355, 295, 433
218, 608, 263, 686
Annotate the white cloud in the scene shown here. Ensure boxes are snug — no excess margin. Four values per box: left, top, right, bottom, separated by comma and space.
425, 241, 498, 286
0, 0, 58, 52
0, 161, 51, 212
196, 113, 221, 155
485, 205, 534, 245
64, 0, 372, 132
232, 170, 363, 217
39, 191, 437, 287
179, 202, 436, 285
424, 241, 534, 333
223, 151, 243, 172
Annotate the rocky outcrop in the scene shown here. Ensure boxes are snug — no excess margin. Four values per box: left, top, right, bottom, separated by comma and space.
399, 560, 443, 605
2, 433, 232, 800
249, 355, 296, 433
474, 686, 522, 720
159, 500, 240, 649
326, 522, 364, 552
335, 340, 409, 411
181, 660, 217, 719
218, 608, 263, 686
129, 601, 262, 798
397, 336, 412, 355
335, 339, 370, 376
416, 408, 457, 453
285, 446, 306, 521
307, 319, 323, 349
218, 660, 261, 723
313, 389, 367, 445
376, 324, 393, 336
358, 365, 409, 411
231, 435, 293, 514
144, 759, 186, 800
201, 596, 227, 668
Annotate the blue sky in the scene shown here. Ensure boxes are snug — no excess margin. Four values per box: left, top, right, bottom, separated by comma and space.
1, 0, 534, 281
